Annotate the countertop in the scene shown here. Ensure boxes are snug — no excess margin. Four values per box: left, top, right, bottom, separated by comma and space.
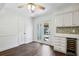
54, 33, 79, 39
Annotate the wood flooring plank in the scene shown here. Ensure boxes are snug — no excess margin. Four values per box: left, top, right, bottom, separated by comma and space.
0, 42, 65, 56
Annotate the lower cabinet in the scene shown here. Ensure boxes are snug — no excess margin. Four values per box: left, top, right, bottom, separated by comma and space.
53, 37, 67, 54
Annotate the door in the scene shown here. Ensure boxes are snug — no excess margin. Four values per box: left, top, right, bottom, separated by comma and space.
37, 24, 44, 41
37, 21, 51, 42
18, 17, 25, 45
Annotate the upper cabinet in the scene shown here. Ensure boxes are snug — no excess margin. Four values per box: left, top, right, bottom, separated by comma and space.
55, 9, 79, 27
55, 14, 63, 27
63, 12, 72, 26
72, 11, 79, 26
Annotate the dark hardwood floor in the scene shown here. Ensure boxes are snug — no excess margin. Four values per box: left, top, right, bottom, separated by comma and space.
0, 42, 65, 56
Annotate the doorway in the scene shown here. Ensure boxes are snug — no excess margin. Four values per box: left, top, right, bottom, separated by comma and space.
37, 21, 51, 43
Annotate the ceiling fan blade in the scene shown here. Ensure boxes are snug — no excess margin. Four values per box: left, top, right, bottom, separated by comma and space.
18, 5, 24, 8
18, 4, 28, 8
36, 5, 45, 10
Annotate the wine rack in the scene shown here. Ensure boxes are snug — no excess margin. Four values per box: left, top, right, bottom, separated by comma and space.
66, 38, 77, 56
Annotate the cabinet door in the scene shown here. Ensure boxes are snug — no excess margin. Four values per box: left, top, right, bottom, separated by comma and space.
63, 12, 72, 26
54, 37, 67, 53
60, 46, 67, 53
53, 37, 60, 46
54, 45, 61, 52
55, 15, 63, 27
73, 11, 79, 26
59, 38, 67, 53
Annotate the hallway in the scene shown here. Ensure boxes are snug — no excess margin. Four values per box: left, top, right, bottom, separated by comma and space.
0, 42, 65, 56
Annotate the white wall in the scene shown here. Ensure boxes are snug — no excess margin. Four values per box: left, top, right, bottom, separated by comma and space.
0, 3, 33, 52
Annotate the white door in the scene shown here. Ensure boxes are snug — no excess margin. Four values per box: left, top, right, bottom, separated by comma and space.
24, 20, 33, 43
37, 21, 51, 44
37, 23, 44, 41
17, 17, 25, 45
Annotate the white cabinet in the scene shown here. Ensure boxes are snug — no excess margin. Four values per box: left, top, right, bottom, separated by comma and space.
55, 12, 73, 27
63, 12, 72, 26
55, 15, 63, 27
53, 37, 67, 53
72, 11, 79, 26
55, 10, 79, 27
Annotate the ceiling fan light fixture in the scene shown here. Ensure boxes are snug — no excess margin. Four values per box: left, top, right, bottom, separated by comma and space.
27, 3, 36, 13
18, 3, 45, 13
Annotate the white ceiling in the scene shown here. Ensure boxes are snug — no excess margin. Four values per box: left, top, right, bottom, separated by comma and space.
0, 3, 79, 17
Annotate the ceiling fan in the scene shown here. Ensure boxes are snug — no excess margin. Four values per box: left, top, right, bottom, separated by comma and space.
18, 3, 45, 13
